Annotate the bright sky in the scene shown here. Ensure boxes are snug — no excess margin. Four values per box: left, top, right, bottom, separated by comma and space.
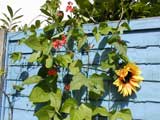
0, 0, 77, 26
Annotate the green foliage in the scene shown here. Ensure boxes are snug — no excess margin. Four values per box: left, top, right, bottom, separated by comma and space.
70, 73, 87, 90
61, 98, 77, 113
29, 86, 50, 103
92, 107, 110, 117
11, 0, 149, 119
0, 5, 23, 31
10, 52, 22, 63
109, 109, 132, 120
34, 105, 55, 120
69, 60, 82, 75
23, 75, 42, 85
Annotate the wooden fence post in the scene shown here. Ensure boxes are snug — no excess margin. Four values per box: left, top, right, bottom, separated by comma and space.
0, 30, 7, 115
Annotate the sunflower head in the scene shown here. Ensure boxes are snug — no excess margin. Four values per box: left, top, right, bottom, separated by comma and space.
113, 63, 143, 97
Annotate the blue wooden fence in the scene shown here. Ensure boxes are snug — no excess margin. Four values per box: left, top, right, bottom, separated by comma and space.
1, 17, 160, 120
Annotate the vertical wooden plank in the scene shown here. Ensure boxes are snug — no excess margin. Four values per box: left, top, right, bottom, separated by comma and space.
0, 30, 7, 119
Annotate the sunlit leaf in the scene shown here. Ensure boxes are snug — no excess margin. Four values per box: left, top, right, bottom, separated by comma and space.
10, 52, 22, 63
23, 75, 42, 85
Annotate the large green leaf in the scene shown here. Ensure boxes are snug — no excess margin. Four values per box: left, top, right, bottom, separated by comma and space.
70, 73, 87, 90
79, 104, 92, 120
28, 52, 41, 63
69, 60, 82, 75
23, 75, 42, 85
61, 98, 78, 113
88, 74, 105, 99
29, 86, 50, 103
93, 107, 110, 117
24, 36, 42, 51
56, 54, 72, 67
49, 89, 62, 113
34, 105, 55, 120
112, 42, 127, 56
109, 109, 132, 120
70, 104, 92, 120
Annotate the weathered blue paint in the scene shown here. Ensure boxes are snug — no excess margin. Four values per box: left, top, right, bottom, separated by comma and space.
1, 17, 160, 120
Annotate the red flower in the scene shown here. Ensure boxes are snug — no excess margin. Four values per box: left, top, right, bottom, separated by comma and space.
59, 35, 67, 45
48, 69, 57, 76
66, 1, 74, 12
52, 40, 62, 49
52, 35, 67, 49
64, 84, 70, 91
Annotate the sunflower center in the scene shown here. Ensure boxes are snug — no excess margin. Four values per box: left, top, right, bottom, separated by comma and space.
123, 71, 132, 83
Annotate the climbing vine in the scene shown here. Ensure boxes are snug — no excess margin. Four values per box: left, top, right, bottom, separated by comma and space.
11, 0, 144, 120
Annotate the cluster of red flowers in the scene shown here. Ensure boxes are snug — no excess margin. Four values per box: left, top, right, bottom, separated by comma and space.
66, 1, 74, 12
52, 35, 67, 49
48, 69, 57, 76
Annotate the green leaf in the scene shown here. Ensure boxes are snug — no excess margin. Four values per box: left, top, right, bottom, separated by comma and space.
99, 22, 112, 35
56, 54, 72, 68
13, 15, 23, 20
46, 55, 53, 68
70, 73, 87, 90
28, 52, 41, 63
49, 89, 62, 113
88, 74, 105, 100
7, 5, 13, 17
14, 8, 22, 16
61, 98, 77, 113
92, 27, 101, 42
40, 9, 51, 16
79, 104, 92, 120
101, 60, 116, 70
109, 109, 132, 120
10, 52, 22, 63
107, 35, 120, 44
112, 42, 127, 56
35, 20, 41, 28
69, 60, 82, 75
0, 19, 9, 26
70, 104, 92, 120
93, 107, 110, 117
23, 75, 42, 85
118, 22, 131, 34
13, 85, 24, 92
11, 25, 18, 30
2, 13, 11, 22
70, 108, 82, 120
24, 36, 42, 51
29, 86, 50, 103
34, 105, 55, 120
77, 35, 87, 50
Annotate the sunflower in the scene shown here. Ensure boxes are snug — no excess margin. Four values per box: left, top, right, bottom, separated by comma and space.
113, 63, 143, 97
